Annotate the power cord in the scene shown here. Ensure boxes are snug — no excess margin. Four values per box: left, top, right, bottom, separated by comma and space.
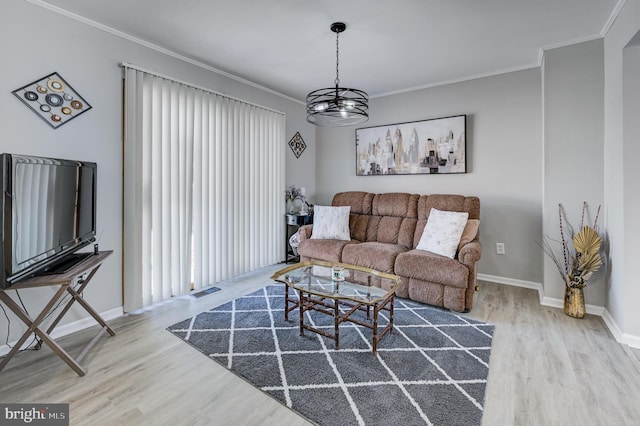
15, 290, 42, 352
0, 292, 35, 359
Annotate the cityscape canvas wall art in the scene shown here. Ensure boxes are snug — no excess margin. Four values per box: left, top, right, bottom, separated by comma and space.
355, 115, 466, 176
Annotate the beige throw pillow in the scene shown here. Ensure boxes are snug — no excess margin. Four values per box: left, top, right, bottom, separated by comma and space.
416, 208, 469, 258
310, 205, 351, 240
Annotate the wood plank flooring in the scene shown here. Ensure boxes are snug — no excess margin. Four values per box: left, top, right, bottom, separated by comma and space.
1, 266, 639, 425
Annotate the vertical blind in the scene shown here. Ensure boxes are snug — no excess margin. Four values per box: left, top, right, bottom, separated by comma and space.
122, 65, 285, 311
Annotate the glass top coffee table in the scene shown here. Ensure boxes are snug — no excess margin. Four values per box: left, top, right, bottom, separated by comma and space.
271, 260, 401, 354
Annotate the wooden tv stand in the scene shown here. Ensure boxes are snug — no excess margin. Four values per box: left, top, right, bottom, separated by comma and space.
0, 250, 115, 376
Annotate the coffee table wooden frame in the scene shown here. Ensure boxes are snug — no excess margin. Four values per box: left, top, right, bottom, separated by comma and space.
272, 261, 401, 354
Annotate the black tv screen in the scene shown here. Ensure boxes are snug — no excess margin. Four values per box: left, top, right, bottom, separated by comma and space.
1, 154, 97, 288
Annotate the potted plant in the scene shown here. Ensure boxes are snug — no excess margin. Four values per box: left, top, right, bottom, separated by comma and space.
543, 202, 603, 318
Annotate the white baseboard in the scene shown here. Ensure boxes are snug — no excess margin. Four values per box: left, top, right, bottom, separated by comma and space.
478, 273, 638, 349
601, 309, 640, 349
477, 273, 542, 290
477, 273, 543, 303
0, 306, 123, 356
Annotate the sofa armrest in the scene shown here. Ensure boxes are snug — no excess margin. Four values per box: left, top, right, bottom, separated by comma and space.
298, 224, 313, 241
458, 240, 482, 265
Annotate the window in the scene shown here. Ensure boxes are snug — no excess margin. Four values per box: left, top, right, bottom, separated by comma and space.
122, 65, 285, 311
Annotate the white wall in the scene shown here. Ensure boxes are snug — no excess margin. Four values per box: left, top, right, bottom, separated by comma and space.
603, 0, 640, 345
542, 40, 605, 305
315, 69, 543, 283
286, 130, 316, 203
0, 0, 311, 347
623, 43, 640, 340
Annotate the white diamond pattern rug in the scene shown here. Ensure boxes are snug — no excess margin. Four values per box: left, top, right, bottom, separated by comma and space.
167, 285, 494, 425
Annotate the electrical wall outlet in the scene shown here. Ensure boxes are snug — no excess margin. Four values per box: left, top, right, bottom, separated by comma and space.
496, 242, 505, 255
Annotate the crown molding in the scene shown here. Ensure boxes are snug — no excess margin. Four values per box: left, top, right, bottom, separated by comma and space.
25, 0, 304, 106
371, 62, 541, 99
539, 33, 604, 56
601, 0, 628, 37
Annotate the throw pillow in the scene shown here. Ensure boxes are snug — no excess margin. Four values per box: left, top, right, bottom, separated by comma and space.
458, 219, 480, 250
310, 205, 351, 241
417, 208, 469, 258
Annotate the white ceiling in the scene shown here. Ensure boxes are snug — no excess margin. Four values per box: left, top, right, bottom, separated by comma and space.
37, 0, 620, 101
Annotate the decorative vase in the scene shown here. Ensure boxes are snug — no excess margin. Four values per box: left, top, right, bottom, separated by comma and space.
286, 198, 295, 213
293, 198, 305, 213
564, 286, 586, 318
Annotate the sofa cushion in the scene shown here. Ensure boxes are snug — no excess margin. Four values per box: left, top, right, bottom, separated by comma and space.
332, 191, 373, 215
398, 218, 418, 249
416, 208, 469, 258
342, 242, 408, 273
298, 239, 359, 263
395, 249, 469, 288
377, 216, 403, 244
458, 219, 480, 250
350, 215, 370, 242
310, 205, 351, 240
365, 216, 381, 242
417, 194, 479, 220
372, 193, 419, 218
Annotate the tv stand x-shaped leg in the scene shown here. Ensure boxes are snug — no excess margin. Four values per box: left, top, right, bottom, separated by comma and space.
0, 251, 115, 376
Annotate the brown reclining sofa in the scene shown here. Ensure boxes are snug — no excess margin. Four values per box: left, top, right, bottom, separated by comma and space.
297, 191, 481, 312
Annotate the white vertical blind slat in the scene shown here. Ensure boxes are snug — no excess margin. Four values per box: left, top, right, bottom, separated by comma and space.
207, 96, 216, 283
249, 111, 257, 270
141, 75, 153, 307
213, 97, 222, 283
122, 71, 141, 311
160, 80, 171, 301
191, 91, 204, 289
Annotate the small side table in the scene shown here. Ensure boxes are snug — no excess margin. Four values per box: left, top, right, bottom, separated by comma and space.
285, 213, 313, 263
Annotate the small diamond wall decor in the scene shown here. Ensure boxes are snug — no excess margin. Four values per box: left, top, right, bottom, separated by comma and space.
288, 132, 306, 158
12, 71, 92, 129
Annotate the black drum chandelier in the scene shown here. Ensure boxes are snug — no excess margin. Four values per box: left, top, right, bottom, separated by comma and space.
306, 22, 369, 126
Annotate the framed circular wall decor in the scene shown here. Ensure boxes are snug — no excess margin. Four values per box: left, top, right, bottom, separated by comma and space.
12, 72, 92, 129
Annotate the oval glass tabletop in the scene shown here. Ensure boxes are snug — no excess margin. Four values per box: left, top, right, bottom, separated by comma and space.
271, 260, 400, 305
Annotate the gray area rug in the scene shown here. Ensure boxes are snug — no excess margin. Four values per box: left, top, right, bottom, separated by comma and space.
167, 285, 494, 425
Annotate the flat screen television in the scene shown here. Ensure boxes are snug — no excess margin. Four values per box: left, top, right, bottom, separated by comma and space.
1, 153, 97, 289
